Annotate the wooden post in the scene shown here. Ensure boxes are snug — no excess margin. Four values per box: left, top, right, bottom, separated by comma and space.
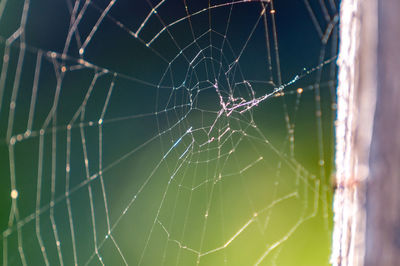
331, 0, 377, 265
332, 0, 400, 265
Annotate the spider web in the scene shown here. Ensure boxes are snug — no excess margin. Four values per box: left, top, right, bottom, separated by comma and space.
0, 0, 339, 265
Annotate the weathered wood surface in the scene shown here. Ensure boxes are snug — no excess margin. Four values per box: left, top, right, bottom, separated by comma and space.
331, 0, 377, 265
333, 0, 400, 265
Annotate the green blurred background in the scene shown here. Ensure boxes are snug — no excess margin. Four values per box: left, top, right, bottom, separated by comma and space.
0, 0, 338, 265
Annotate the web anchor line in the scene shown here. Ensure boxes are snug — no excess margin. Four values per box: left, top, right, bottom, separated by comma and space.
216, 55, 338, 115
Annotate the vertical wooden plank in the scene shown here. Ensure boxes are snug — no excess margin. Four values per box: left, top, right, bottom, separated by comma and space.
365, 0, 400, 265
331, 0, 377, 265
